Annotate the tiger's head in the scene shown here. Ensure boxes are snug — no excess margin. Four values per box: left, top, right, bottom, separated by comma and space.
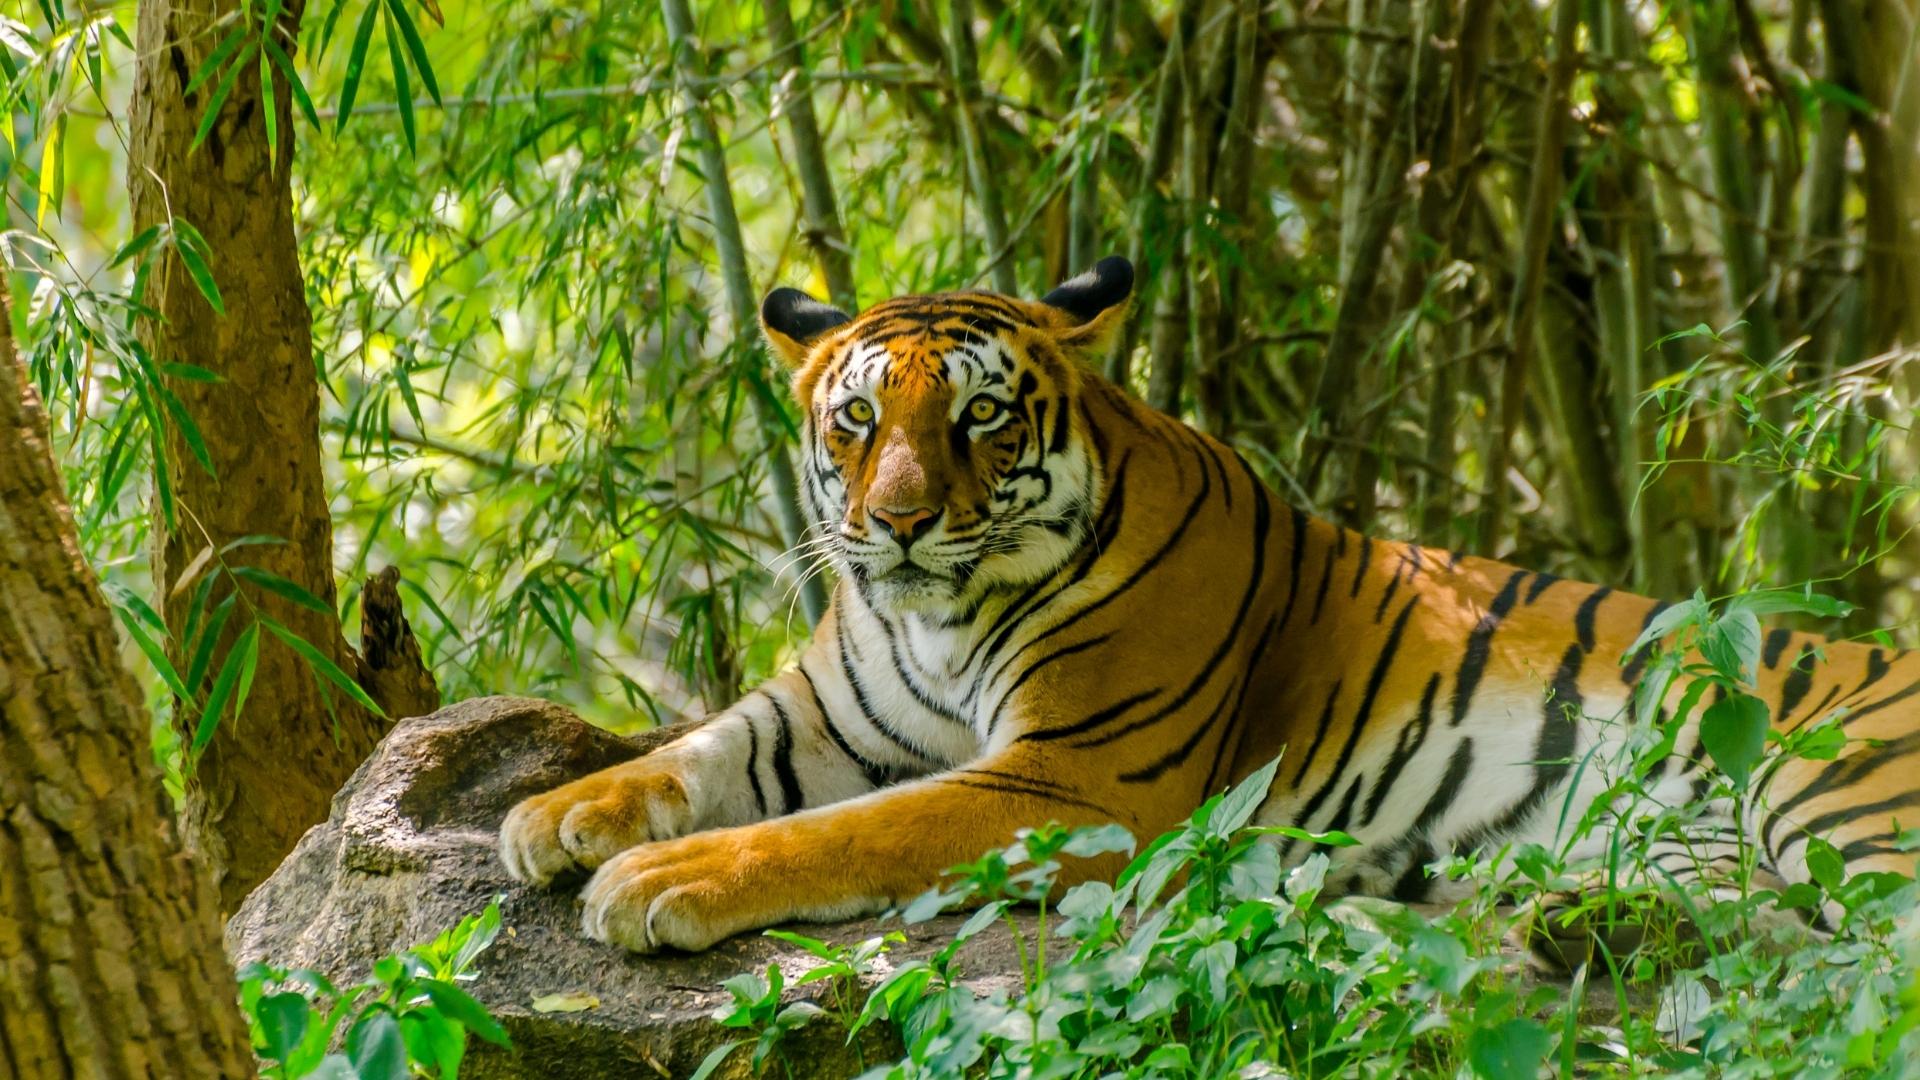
760, 257, 1133, 616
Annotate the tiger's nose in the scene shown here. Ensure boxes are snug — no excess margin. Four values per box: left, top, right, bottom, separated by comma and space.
870, 506, 940, 545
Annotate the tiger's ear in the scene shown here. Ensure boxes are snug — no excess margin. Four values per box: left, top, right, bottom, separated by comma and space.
761, 287, 852, 368
1038, 255, 1133, 354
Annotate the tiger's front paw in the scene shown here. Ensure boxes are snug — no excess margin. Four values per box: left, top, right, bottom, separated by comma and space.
579, 832, 771, 953
499, 764, 698, 887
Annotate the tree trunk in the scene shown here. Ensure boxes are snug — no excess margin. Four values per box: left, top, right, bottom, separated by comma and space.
0, 294, 256, 1079
128, 0, 438, 909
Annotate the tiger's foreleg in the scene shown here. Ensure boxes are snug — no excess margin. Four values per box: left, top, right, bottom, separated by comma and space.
499, 670, 890, 886
576, 750, 1133, 952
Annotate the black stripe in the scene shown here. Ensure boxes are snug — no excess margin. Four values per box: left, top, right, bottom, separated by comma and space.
1777, 645, 1817, 722
937, 776, 1114, 817
743, 717, 768, 817
836, 614, 930, 760
1361, 673, 1441, 827
768, 698, 805, 813
1524, 572, 1560, 604
1277, 508, 1308, 632
1289, 680, 1344, 786
986, 633, 1113, 734
1322, 774, 1366, 837
1310, 540, 1338, 625
1573, 586, 1611, 653
1373, 565, 1402, 622
1622, 600, 1673, 687
1129, 610, 1286, 787
1290, 597, 1421, 834
1387, 738, 1476, 902
1450, 570, 1529, 727
1457, 643, 1583, 850
1349, 535, 1374, 597
1762, 628, 1793, 670
798, 663, 899, 788
1023, 687, 1162, 743
1072, 480, 1275, 748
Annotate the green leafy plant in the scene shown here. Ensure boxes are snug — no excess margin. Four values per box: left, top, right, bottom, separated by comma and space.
237, 898, 510, 1078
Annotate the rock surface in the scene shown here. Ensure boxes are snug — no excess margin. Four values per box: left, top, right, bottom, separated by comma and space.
225, 697, 1026, 1079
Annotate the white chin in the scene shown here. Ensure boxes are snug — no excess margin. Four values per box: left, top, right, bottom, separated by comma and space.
867, 568, 958, 611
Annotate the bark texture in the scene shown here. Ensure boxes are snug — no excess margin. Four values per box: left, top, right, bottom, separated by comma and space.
0, 296, 256, 1078
128, 0, 436, 909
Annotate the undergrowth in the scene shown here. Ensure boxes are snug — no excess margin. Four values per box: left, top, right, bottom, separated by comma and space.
701, 595, 1920, 1079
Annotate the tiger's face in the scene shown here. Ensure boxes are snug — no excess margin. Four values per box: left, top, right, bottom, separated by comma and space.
761, 259, 1133, 615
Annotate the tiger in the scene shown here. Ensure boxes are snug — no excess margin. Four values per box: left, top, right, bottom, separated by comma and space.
498, 255, 1920, 954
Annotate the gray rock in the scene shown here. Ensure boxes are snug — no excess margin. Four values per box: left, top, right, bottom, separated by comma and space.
225, 696, 1029, 1079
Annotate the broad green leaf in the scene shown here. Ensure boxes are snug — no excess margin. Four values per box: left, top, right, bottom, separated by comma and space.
1623, 594, 1707, 665
255, 991, 310, 1062
1208, 753, 1281, 837
108, 225, 161, 268
259, 43, 277, 170
346, 1011, 407, 1080
687, 1040, 742, 1080
1805, 835, 1845, 891
1468, 1017, 1551, 1080
1700, 691, 1770, 789
111, 603, 191, 701
182, 593, 238, 692
1701, 608, 1762, 685
420, 979, 510, 1047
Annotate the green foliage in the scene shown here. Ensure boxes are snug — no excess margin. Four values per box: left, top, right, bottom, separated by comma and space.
700, 742, 1920, 1079
237, 898, 509, 1078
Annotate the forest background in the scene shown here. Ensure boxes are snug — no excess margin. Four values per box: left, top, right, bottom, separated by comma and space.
5, 0, 1919, 977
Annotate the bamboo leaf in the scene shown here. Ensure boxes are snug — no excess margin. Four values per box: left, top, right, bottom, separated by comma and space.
260, 42, 278, 171
383, 0, 439, 104
193, 621, 259, 758
169, 219, 226, 315
110, 602, 192, 701
334, 0, 380, 133
262, 34, 320, 131
190, 41, 255, 155
108, 225, 161, 269
232, 566, 335, 615
262, 617, 386, 717
34, 111, 62, 225
382, 5, 416, 154
185, 24, 246, 95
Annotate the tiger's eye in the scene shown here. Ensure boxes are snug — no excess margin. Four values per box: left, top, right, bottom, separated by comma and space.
968, 397, 1002, 423
845, 400, 874, 424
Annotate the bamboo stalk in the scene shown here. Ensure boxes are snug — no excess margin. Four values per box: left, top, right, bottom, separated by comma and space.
764, 0, 859, 313
1477, 0, 1581, 552
663, 0, 828, 625
1112, 0, 1196, 387
944, 0, 1020, 294
1304, 0, 1414, 502
1066, 0, 1115, 275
